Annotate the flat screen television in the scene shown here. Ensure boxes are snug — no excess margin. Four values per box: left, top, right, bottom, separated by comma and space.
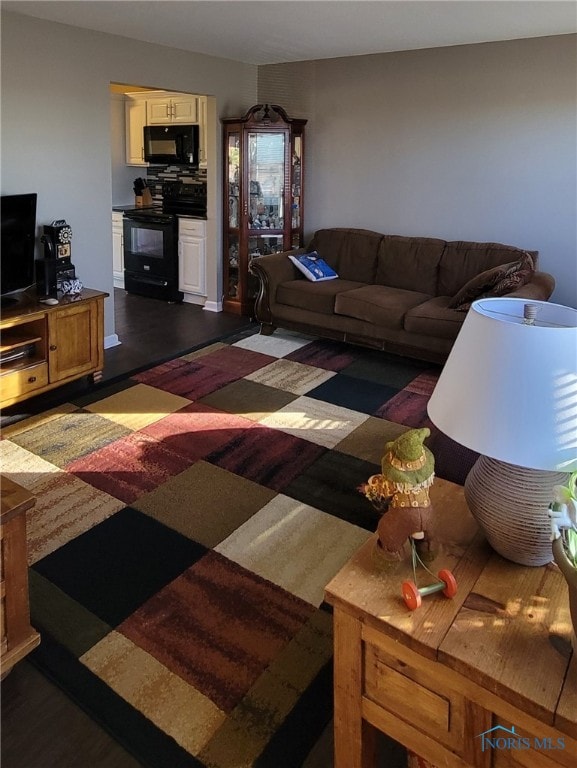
1, 193, 37, 306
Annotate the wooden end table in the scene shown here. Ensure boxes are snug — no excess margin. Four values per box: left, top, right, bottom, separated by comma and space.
1, 476, 40, 678
324, 478, 576, 768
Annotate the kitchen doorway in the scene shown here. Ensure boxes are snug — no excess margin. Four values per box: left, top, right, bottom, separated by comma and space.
110, 83, 222, 362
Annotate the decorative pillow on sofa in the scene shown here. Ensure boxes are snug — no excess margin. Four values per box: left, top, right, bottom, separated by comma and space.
288, 251, 339, 282
448, 252, 534, 311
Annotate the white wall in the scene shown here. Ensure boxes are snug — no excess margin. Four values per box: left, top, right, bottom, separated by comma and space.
1, 11, 257, 337
259, 35, 577, 308
3, 12, 575, 343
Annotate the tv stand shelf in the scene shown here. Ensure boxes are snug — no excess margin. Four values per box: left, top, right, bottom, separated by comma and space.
0, 289, 108, 408
0, 334, 43, 367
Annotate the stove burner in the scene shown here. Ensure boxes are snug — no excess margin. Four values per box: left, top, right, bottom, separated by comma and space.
124, 207, 174, 224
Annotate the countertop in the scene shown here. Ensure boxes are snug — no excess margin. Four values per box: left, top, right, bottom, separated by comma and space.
112, 204, 156, 212
112, 205, 206, 220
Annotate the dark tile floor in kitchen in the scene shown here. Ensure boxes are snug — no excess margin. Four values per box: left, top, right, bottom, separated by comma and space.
102, 288, 254, 382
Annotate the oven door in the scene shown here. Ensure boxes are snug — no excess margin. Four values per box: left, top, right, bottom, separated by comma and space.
123, 216, 177, 279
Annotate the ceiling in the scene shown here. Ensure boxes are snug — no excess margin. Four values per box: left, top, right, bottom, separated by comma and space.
4, 1, 577, 66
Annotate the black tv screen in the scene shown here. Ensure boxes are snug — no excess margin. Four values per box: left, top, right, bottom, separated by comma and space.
1, 193, 37, 303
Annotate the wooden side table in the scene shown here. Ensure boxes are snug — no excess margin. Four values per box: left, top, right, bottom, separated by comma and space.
325, 478, 577, 768
0, 476, 40, 678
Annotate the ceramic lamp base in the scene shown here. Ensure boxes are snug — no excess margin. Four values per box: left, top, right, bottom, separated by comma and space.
464, 456, 568, 567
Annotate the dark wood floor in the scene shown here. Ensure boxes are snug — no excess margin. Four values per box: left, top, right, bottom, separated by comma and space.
103, 289, 254, 382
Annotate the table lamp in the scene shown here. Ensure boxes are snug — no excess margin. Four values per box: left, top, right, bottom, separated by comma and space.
427, 297, 577, 566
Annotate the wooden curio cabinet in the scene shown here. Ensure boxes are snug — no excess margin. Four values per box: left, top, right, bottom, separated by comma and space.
222, 104, 306, 316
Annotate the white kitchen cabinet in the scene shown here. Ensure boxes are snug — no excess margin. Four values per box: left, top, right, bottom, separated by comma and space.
125, 91, 208, 167
125, 98, 148, 166
198, 95, 208, 168
148, 95, 198, 125
112, 211, 125, 288
178, 218, 206, 296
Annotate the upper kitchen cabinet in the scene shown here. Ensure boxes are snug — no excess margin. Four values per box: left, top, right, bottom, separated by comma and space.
147, 94, 198, 124
125, 92, 208, 168
125, 96, 148, 166
222, 104, 306, 316
197, 96, 208, 168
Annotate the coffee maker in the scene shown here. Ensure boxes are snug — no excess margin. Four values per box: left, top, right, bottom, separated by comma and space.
36, 220, 77, 297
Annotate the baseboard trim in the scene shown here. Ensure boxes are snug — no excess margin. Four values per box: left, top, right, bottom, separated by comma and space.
104, 334, 121, 349
203, 301, 222, 312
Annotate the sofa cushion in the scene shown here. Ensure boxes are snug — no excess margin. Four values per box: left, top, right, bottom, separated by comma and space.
335, 285, 431, 330
277, 278, 366, 315
447, 252, 535, 311
375, 236, 445, 295
404, 296, 466, 340
288, 252, 339, 281
438, 241, 539, 297
308, 228, 383, 283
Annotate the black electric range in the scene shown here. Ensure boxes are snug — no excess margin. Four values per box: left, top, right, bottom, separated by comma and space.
122, 180, 207, 303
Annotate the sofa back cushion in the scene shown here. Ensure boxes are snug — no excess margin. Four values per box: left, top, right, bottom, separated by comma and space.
308, 228, 382, 283
375, 236, 445, 295
438, 241, 539, 297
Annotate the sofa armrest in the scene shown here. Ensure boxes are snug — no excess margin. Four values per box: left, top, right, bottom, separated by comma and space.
250, 249, 306, 324
505, 271, 556, 302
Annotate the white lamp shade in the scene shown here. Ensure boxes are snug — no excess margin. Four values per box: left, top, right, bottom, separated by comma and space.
427, 298, 577, 472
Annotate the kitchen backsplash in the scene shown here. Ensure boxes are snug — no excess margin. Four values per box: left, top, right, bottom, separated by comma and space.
145, 165, 207, 204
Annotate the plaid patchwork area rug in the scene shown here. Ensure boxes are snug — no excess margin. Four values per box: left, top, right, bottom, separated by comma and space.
0, 329, 478, 768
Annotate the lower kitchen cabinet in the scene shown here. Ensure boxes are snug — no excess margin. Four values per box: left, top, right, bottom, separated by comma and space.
112, 211, 124, 288
0, 289, 107, 408
178, 218, 206, 297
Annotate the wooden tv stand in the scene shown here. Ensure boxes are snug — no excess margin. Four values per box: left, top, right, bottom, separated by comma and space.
0, 289, 108, 408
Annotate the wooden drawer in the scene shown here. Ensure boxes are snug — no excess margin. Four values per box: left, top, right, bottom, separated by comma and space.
362, 625, 470, 755
364, 642, 451, 735
179, 218, 206, 237
1, 363, 48, 402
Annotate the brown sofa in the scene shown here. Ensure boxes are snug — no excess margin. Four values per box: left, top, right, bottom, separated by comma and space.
249, 228, 555, 363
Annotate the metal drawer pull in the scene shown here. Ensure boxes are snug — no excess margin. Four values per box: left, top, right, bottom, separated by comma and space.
50, 344, 57, 351
28, 376, 36, 383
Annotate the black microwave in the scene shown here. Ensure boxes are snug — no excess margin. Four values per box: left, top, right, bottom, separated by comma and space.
143, 124, 199, 166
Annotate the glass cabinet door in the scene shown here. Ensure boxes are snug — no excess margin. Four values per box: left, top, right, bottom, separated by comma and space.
247, 132, 285, 232
227, 133, 240, 229
226, 133, 240, 300
226, 234, 240, 300
291, 136, 303, 248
